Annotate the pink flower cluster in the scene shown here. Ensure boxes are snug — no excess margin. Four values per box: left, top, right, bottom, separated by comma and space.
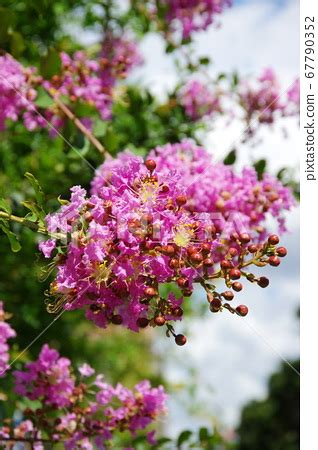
0, 341, 166, 449
101, 34, 143, 88
38, 141, 292, 339
41, 36, 141, 129
0, 54, 43, 131
163, 0, 233, 39
0, 301, 16, 377
238, 68, 299, 131
179, 80, 222, 120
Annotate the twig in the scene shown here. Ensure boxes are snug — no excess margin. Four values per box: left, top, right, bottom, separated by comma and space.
47, 89, 112, 158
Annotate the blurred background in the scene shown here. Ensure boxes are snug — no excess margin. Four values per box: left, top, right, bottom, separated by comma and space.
0, 0, 299, 448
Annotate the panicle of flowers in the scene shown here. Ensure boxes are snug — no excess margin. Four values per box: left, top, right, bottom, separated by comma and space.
0, 53, 44, 131
1, 340, 166, 448
100, 33, 143, 88
0, 301, 16, 377
39, 143, 291, 343
237, 68, 300, 134
163, 0, 233, 40
178, 79, 222, 120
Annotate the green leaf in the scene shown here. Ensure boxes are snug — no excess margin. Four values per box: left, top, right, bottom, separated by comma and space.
0, 198, 12, 215
253, 159, 267, 180
0, 221, 21, 252
20, 201, 45, 223
232, 71, 239, 89
24, 172, 45, 205
223, 149, 236, 165
35, 87, 54, 108
177, 430, 193, 447
0, 7, 15, 40
40, 48, 61, 79
10, 31, 25, 57
199, 427, 210, 441
199, 57, 210, 66
155, 437, 172, 447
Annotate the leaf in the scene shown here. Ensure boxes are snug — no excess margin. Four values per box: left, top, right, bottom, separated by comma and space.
40, 48, 61, 79
223, 149, 236, 165
10, 31, 25, 57
177, 430, 193, 447
199, 57, 211, 66
199, 427, 210, 441
253, 159, 267, 180
155, 437, 172, 447
0, 198, 12, 215
0, 7, 15, 40
232, 71, 239, 88
20, 201, 45, 224
35, 87, 54, 108
24, 172, 45, 205
0, 221, 21, 252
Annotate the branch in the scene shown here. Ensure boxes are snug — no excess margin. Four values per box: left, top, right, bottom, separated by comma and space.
0, 211, 64, 240
46, 89, 112, 158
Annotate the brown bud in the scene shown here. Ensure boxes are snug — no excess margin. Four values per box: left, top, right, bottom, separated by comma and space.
145, 159, 156, 172
175, 334, 187, 346
276, 246, 287, 257
257, 276, 269, 288
154, 315, 166, 326
136, 317, 149, 328
111, 314, 123, 325
210, 298, 222, 312
222, 290, 234, 301
268, 256, 280, 267
229, 268, 241, 280
232, 282, 243, 292
144, 287, 158, 298
176, 194, 187, 207
236, 305, 248, 317
268, 234, 280, 245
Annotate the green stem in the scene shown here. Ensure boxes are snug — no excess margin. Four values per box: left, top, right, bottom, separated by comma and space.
0, 211, 63, 240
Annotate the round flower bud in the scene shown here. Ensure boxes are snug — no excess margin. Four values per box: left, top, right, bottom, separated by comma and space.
176, 195, 187, 207
239, 233, 251, 244
190, 253, 203, 265
276, 246, 287, 257
136, 317, 150, 328
232, 282, 243, 292
210, 298, 222, 312
221, 260, 232, 270
177, 277, 189, 288
144, 287, 158, 298
257, 276, 270, 288
268, 234, 280, 245
145, 159, 156, 172
268, 256, 281, 267
111, 314, 123, 325
228, 247, 239, 257
236, 305, 249, 316
222, 290, 234, 301
154, 315, 166, 326
175, 334, 187, 346
203, 258, 214, 267
248, 244, 258, 253
229, 268, 241, 280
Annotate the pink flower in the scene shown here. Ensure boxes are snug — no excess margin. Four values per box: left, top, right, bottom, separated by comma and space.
179, 80, 222, 120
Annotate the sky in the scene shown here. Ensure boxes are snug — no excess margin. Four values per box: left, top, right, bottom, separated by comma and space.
131, 0, 300, 434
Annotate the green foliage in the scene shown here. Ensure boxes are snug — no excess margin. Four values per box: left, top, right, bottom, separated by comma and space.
236, 360, 300, 450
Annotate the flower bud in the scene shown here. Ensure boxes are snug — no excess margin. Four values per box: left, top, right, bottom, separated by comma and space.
236, 305, 248, 316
